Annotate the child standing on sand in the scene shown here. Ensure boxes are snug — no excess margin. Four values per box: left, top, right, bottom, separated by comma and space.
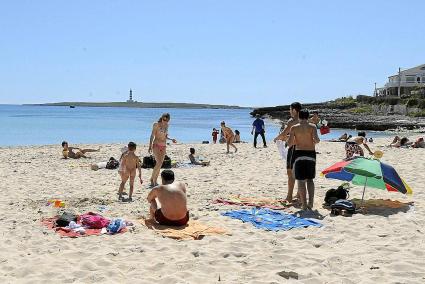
118, 142, 143, 202
212, 128, 219, 144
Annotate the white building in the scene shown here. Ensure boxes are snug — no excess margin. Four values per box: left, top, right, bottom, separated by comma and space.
377, 64, 425, 97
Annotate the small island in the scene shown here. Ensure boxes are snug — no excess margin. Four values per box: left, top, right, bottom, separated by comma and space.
26, 89, 248, 110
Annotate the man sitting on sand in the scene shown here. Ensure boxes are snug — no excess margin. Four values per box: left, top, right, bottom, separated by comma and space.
147, 170, 189, 226
61, 141, 99, 159
118, 142, 143, 201
288, 109, 320, 210
188, 148, 210, 166
345, 132, 374, 159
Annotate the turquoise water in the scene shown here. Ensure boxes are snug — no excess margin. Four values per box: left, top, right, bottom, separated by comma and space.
0, 105, 389, 146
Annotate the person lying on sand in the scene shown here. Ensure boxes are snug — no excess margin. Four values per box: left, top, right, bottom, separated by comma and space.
118, 142, 142, 201
61, 141, 99, 159
330, 133, 352, 142
345, 132, 374, 159
390, 136, 413, 148
188, 148, 210, 166
338, 133, 348, 141
413, 137, 425, 148
147, 170, 189, 226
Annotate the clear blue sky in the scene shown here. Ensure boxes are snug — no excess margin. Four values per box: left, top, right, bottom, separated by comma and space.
1, 0, 424, 107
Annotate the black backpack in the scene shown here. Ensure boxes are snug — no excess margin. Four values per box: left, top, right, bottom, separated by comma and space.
106, 157, 120, 169
142, 155, 172, 169
162, 155, 172, 169
324, 184, 350, 205
142, 155, 156, 168
55, 212, 77, 227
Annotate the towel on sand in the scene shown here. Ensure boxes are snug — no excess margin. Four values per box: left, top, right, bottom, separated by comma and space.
214, 196, 290, 210
41, 217, 127, 238
141, 218, 228, 240
352, 199, 413, 209
222, 208, 322, 231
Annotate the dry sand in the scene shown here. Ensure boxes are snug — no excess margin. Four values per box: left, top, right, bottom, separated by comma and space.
0, 137, 424, 283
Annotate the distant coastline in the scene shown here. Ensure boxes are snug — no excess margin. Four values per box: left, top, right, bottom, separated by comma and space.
25, 102, 249, 109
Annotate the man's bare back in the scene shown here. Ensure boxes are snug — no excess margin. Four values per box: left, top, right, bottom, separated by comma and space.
148, 182, 187, 220
289, 122, 320, 150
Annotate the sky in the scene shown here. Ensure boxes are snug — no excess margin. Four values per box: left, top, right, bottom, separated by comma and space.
1, 0, 424, 107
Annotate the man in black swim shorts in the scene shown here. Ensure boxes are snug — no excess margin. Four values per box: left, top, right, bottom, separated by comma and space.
287, 109, 320, 210
274, 102, 302, 203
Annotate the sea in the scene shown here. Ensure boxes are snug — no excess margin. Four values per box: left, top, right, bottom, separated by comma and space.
0, 105, 391, 147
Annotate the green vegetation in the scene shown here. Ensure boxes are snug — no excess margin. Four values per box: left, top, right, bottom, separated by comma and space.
348, 105, 373, 114
405, 98, 425, 108
327, 96, 357, 109
409, 110, 425, 117
356, 95, 402, 105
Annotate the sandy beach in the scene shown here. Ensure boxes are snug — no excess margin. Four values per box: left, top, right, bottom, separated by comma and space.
0, 138, 424, 283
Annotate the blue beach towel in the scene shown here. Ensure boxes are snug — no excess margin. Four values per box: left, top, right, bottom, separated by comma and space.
222, 208, 322, 231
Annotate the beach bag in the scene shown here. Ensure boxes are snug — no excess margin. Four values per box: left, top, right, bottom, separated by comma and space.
106, 157, 119, 169
162, 155, 172, 169
55, 212, 78, 227
80, 212, 110, 229
324, 185, 349, 205
320, 125, 330, 135
142, 155, 156, 168
331, 199, 356, 214
276, 140, 288, 160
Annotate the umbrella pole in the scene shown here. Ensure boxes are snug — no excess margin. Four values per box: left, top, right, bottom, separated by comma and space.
360, 177, 367, 208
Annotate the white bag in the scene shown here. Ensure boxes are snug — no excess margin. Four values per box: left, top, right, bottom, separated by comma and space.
276, 140, 288, 160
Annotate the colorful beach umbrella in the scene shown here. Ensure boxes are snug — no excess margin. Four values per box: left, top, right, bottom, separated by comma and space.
321, 156, 412, 205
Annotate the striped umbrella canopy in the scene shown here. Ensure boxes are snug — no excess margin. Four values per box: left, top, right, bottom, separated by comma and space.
322, 157, 412, 202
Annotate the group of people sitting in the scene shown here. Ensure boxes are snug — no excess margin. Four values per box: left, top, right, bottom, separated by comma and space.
390, 136, 425, 148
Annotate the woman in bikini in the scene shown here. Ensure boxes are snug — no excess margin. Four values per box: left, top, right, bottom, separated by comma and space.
148, 113, 177, 186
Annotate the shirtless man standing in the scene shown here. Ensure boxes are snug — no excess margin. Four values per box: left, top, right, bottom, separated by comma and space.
273, 102, 302, 203
288, 109, 320, 210
147, 170, 189, 226
148, 113, 177, 187
118, 142, 142, 201
220, 121, 238, 153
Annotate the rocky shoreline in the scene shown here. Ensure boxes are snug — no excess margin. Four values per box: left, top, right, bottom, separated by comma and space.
251, 103, 425, 131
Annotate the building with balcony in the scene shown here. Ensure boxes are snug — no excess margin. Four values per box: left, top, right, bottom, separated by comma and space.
376, 64, 425, 97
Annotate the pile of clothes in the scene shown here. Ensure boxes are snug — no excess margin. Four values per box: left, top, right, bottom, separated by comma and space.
42, 212, 131, 238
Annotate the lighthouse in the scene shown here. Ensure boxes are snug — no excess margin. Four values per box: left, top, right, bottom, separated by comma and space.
127, 89, 134, 103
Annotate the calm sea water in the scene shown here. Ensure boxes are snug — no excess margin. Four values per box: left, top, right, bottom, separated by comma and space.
0, 105, 389, 147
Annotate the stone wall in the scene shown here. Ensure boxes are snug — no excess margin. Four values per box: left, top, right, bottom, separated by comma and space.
371, 104, 419, 115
